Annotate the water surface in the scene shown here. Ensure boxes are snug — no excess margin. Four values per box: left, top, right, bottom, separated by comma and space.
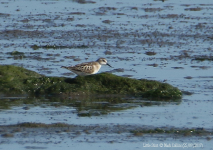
0, 0, 213, 149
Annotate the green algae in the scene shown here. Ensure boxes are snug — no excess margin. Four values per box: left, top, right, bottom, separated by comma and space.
64, 74, 182, 99
0, 65, 42, 94
192, 55, 213, 61
1, 122, 211, 137
6, 51, 25, 56
131, 127, 210, 136
31, 44, 89, 50
6, 51, 26, 60
16, 122, 70, 128
0, 65, 182, 100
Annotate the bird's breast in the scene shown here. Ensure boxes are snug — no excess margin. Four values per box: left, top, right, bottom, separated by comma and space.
92, 64, 101, 74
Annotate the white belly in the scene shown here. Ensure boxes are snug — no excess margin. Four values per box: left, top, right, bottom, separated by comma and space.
92, 65, 101, 74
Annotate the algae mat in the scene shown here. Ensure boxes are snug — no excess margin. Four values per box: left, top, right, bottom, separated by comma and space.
0, 65, 181, 100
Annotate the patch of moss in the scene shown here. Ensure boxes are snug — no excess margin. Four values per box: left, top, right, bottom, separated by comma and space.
192, 55, 213, 61
31, 44, 89, 50
6, 51, 26, 59
16, 122, 70, 128
0, 65, 182, 100
0, 65, 41, 94
64, 73, 182, 99
6, 51, 25, 56
131, 128, 209, 136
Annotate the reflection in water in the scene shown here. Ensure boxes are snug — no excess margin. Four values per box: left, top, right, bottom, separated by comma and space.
0, 95, 180, 117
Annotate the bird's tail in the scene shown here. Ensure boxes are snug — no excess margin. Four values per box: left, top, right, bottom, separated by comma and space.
61, 66, 68, 69
61, 66, 74, 71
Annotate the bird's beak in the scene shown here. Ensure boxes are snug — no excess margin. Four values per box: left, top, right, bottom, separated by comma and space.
107, 63, 112, 68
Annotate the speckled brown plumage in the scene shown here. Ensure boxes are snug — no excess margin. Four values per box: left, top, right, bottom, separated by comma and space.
61, 58, 112, 76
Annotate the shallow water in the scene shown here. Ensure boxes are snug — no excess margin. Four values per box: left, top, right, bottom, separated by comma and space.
1, 0, 213, 149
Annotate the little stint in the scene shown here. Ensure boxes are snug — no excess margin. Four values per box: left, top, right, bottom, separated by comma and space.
61, 58, 112, 76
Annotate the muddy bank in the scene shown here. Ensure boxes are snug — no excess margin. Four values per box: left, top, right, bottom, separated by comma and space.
0, 65, 182, 99
1, 122, 212, 143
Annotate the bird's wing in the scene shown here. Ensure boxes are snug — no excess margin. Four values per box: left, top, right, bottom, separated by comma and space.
71, 62, 94, 73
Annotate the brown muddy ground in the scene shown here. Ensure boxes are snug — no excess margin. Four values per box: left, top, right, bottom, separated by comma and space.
1, 123, 211, 149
